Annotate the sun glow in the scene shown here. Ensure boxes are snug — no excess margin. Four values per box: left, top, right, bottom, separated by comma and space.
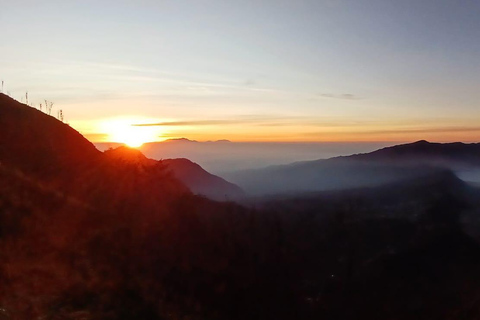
100, 118, 163, 147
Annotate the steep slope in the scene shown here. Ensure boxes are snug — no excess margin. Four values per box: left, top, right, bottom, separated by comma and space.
0, 93, 101, 180
103, 146, 245, 201
162, 158, 245, 201
0, 93, 189, 207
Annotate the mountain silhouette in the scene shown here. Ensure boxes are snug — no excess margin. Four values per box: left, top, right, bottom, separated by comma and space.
224, 140, 480, 196
104, 146, 244, 201
161, 158, 245, 201
352, 140, 480, 167
0, 93, 190, 209
0, 93, 101, 180
0, 93, 244, 203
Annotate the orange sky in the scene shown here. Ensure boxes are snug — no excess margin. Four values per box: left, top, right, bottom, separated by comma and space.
2, 1, 480, 145
74, 115, 480, 145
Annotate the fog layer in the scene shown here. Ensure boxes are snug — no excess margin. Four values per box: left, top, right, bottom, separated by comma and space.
95, 140, 395, 175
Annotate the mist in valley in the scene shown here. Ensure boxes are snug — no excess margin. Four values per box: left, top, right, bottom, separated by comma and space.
96, 140, 397, 175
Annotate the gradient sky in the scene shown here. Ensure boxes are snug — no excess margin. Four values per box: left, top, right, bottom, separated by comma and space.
2, 0, 480, 143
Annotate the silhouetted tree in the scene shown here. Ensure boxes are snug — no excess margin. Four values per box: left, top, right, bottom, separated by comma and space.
57, 110, 64, 122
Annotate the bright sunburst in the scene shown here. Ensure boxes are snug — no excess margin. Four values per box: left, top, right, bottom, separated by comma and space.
100, 118, 162, 148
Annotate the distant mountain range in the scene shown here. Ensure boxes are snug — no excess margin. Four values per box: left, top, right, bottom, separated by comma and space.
4, 90, 477, 200
162, 138, 232, 143
224, 140, 480, 196
95, 140, 393, 174
95, 138, 231, 151
352, 139, 480, 166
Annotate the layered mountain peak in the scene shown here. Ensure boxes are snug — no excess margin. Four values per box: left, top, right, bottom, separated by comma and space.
353, 140, 480, 166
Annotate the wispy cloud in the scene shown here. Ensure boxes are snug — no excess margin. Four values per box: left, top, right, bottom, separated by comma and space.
131, 115, 376, 128
132, 115, 302, 127
362, 126, 480, 135
132, 120, 241, 127
74, 61, 284, 95
305, 126, 480, 138
318, 93, 360, 100
83, 133, 109, 141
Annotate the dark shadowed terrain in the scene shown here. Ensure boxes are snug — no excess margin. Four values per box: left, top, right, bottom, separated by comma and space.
2, 93, 480, 320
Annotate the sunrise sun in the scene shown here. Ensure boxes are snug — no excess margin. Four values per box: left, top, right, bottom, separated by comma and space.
100, 118, 162, 148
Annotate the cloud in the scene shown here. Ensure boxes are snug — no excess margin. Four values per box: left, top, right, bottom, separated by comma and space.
362, 126, 480, 135
131, 115, 374, 128
83, 133, 109, 141
244, 79, 256, 86
304, 126, 480, 137
132, 113, 322, 127
319, 93, 360, 100
132, 114, 293, 127
132, 120, 241, 127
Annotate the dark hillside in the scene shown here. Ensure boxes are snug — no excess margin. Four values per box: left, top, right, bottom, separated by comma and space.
255, 171, 480, 319
0, 93, 189, 208
0, 95, 298, 319
0, 93, 101, 180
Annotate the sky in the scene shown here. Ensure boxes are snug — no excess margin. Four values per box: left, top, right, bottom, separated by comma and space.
1, 0, 480, 143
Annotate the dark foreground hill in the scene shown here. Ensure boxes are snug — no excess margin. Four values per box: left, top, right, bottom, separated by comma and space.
2, 93, 480, 320
0, 94, 289, 319
0, 93, 101, 179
